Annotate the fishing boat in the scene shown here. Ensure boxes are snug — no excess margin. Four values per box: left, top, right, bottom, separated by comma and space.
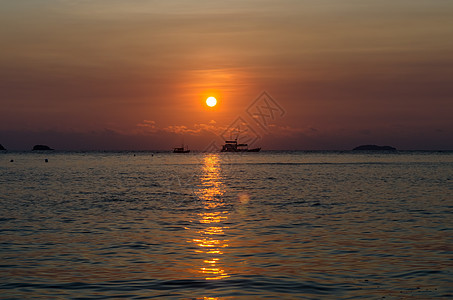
220, 139, 261, 152
173, 144, 190, 153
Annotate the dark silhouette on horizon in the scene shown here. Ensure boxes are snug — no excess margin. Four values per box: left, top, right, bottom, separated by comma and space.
32, 145, 54, 151
0, 144, 6, 151
353, 145, 397, 151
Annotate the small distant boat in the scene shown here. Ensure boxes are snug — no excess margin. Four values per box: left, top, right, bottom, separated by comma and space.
220, 139, 261, 152
173, 144, 190, 153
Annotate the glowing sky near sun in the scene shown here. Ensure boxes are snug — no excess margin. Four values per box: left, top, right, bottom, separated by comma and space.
0, 0, 452, 150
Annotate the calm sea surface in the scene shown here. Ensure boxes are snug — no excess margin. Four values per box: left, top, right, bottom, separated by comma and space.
1, 151, 452, 299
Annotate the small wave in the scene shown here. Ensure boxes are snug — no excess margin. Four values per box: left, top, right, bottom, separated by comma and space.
391, 269, 444, 279
0, 277, 338, 296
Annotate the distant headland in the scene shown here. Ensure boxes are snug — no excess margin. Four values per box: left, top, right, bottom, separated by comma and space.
0, 144, 6, 151
353, 145, 397, 151
32, 145, 54, 151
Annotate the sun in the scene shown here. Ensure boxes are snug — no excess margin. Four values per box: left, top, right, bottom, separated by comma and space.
206, 96, 217, 107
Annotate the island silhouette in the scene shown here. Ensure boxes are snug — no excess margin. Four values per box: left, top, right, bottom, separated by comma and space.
353, 145, 397, 151
32, 145, 54, 151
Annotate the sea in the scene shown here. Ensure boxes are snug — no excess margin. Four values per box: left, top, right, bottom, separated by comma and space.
1, 151, 452, 299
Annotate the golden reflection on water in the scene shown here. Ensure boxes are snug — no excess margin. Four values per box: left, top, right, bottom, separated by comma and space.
191, 154, 230, 280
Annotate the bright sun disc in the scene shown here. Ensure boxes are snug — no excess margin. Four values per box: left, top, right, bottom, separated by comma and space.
206, 97, 217, 107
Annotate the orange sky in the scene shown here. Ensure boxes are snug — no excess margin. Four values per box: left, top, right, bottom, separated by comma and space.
1, 0, 452, 150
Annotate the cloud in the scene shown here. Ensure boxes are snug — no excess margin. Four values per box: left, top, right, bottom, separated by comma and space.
136, 120, 159, 133
163, 122, 225, 135
134, 119, 225, 136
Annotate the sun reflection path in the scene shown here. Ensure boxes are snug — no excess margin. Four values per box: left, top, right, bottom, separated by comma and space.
191, 154, 230, 280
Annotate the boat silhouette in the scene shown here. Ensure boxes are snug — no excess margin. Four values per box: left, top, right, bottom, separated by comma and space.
220, 139, 261, 152
173, 144, 190, 153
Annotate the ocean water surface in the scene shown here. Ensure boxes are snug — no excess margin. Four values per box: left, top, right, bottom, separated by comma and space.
1, 151, 452, 299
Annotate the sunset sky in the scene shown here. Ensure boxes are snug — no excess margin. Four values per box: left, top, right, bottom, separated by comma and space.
1, 0, 452, 150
